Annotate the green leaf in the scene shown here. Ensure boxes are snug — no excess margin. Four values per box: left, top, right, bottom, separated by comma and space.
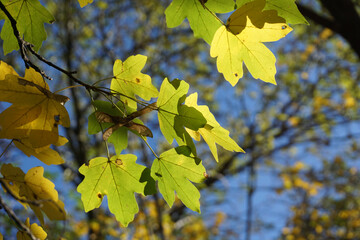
165, 0, 235, 44
151, 146, 206, 212
107, 127, 128, 154
210, 0, 292, 85
157, 78, 188, 144
236, 0, 309, 25
185, 92, 244, 162
0, 0, 55, 54
157, 78, 206, 146
77, 155, 155, 226
110, 55, 158, 110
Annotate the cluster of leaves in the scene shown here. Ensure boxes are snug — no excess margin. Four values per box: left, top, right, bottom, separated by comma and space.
0, 0, 307, 237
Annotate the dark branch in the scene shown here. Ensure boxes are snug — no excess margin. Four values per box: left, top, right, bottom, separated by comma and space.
298, 1, 360, 58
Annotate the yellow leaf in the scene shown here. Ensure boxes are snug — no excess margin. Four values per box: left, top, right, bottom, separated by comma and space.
14, 138, 66, 165
16, 218, 47, 240
0, 164, 66, 224
78, 0, 93, 7
0, 61, 17, 78
0, 64, 70, 148
343, 92, 356, 108
210, 0, 292, 85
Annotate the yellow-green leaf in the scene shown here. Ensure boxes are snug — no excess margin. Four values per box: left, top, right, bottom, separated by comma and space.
236, 0, 309, 25
210, 0, 292, 85
185, 93, 244, 162
0, 0, 54, 54
77, 155, 155, 226
151, 146, 206, 212
110, 55, 158, 110
165, 0, 235, 43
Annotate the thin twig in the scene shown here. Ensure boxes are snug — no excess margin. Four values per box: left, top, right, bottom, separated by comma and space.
0, 193, 40, 240
0, 140, 13, 159
88, 90, 111, 160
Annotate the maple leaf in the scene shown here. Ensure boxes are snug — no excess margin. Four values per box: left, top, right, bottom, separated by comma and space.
0, 164, 66, 225
157, 78, 206, 147
165, 0, 235, 43
210, 0, 292, 86
13, 136, 68, 165
110, 55, 158, 110
185, 92, 244, 162
16, 218, 47, 240
236, 0, 309, 25
77, 155, 155, 226
0, 0, 55, 54
0, 64, 70, 148
151, 146, 206, 212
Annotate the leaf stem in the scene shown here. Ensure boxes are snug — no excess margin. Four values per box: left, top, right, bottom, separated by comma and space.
54, 84, 82, 94
88, 90, 111, 160
141, 136, 159, 159
91, 76, 116, 86
0, 140, 13, 159
201, 2, 225, 26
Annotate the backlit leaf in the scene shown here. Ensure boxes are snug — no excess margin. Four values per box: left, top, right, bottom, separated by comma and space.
185, 92, 244, 162
157, 78, 206, 146
110, 55, 158, 110
0, 164, 66, 225
210, 0, 292, 85
0, 0, 55, 54
0, 64, 70, 148
151, 146, 206, 212
236, 0, 309, 25
77, 155, 155, 226
165, 0, 235, 43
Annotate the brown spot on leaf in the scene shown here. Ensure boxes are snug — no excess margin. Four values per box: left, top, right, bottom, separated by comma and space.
203, 172, 208, 178
97, 193, 102, 199
282, 25, 287, 30
115, 158, 123, 165
235, 73, 238, 77
135, 78, 141, 83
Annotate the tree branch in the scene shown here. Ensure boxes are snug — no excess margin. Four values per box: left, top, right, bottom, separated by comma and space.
0, 1, 51, 80
0, 193, 40, 240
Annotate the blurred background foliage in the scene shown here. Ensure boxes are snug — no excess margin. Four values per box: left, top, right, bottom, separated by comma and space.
0, 0, 359, 239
